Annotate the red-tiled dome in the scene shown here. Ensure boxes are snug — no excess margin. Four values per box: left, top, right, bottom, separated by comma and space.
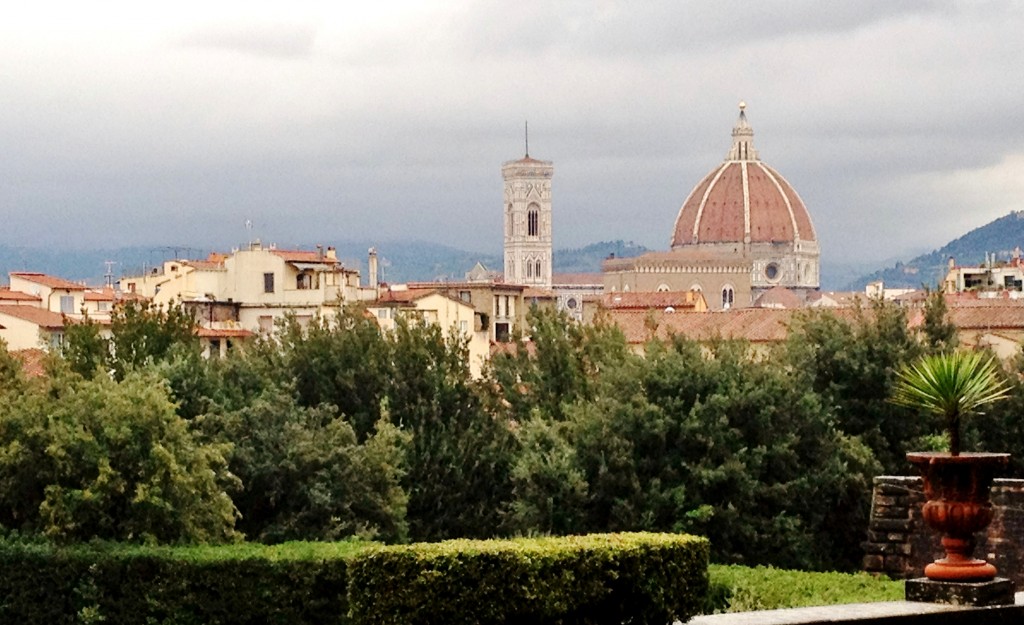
671, 104, 816, 248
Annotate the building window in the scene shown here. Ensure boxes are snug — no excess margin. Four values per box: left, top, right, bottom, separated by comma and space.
263, 272, 275, 293
507, 205, 514, 236
722, 286, 735, 310
535, 260, 541, 278
459, 320, 468, 333
258, 315, 274, 333
495, 322, 510, 342
765, 263, 779, 281
296, 273, 312, 290
657, 284, 670, 292
526, 261, 533, 278
527, 206, 539, 237
60, 295, 74, 314
378, 308, 390, 319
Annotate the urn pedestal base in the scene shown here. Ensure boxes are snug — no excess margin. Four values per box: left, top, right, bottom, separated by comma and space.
906, 577, 1015, 606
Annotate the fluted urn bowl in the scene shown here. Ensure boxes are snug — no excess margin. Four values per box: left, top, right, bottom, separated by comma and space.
907, 452, 1009, 581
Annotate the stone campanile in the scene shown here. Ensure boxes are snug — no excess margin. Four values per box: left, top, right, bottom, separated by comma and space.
502, 147, 553, 288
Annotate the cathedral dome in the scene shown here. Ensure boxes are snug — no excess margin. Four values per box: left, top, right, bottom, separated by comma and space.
671, 103, 816, 249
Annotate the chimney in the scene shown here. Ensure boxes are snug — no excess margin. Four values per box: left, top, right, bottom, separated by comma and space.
368, 247, 379, 288
326, 246, 337, 261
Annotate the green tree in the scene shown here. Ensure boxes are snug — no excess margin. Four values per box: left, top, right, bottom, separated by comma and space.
387, 319, 516, 541
201, 389, 409, 543
0, 366, 238, 543
108, 300, 199, 379
921, 288, 958, 354
488, 307, 639, 423
781, 301, 923, 473
62, 316, 111, 377
0, 338, 23, 395
272, 308, 392, 441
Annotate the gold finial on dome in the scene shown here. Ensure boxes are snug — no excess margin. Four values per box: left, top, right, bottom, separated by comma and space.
727, 100, 758, 161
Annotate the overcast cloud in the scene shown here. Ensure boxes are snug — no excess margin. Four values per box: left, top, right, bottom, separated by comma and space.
1, 0, 1022, 265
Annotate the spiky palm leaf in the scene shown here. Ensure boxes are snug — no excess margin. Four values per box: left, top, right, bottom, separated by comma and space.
892, 351, 1010, 455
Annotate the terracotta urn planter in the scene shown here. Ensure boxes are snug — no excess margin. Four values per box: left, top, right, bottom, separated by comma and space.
907, 451, 1009, 581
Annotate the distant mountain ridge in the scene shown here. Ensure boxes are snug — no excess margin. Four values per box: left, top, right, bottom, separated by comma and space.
0, 240, 651, 286
846, 211, 1024, 290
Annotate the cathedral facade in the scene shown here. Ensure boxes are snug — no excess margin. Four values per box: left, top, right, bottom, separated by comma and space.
604, 103, 820, 310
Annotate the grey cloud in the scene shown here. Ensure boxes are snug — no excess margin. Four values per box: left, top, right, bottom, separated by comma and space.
173, 22, 317, 58
450, 0, 952, 58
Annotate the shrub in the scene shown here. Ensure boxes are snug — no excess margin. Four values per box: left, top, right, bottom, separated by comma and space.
707, 564, 904, 612
0, 540, 367, 625
347, 532, 709, 625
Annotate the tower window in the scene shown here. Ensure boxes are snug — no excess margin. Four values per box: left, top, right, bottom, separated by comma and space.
722, 286, 734, 309
528, 205, 539, 237
526, 261, 533, 278
535, 260, 541, 278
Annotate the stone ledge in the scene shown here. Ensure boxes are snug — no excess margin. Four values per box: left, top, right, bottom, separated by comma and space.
686, 596, 1024, 625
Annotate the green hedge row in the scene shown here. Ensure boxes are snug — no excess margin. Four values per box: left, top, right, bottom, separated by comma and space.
0, 541, 362, 625
348, 532, 710, 625
0, 533, 708, 625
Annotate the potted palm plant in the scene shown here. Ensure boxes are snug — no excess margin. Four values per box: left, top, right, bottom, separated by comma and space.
892, 350, 1011, 581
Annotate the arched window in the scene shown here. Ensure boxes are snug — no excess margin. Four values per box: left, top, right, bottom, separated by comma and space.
721, 286, 735, 310
656, 283, 670, 292
535, 260, 541, 277
526, 260, 533, 278
527, 204, 539, 237
507, 204, 513, 236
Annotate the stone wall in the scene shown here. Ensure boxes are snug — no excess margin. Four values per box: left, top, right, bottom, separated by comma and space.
863, 476, 1024, 585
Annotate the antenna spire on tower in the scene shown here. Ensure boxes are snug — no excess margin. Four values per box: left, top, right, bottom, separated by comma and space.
525, 120, 529, 158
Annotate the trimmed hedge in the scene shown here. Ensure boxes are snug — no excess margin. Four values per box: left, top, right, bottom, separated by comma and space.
347, 532, 710, 625
0, 540, 366, 625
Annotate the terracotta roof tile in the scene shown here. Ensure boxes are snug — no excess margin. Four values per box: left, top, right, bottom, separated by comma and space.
0, 305, 66, 329
754, 286, 804, 309
0, 288, 41, 302
946, 304, 1024, 330
9, 272, 86, 291
197, 328, 255, 339
11, 348, 47, 378
609, 308, 800, 345
601, 291, 704, 310
84, 288, 115, 302
270, 250, 340, 264
552, 273, 604, 286
182, 259, 225, 271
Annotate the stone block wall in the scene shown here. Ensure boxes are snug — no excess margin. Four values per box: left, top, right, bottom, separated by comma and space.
863, 476, 1024, 586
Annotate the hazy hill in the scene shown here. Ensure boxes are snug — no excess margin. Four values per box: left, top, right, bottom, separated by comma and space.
0, 240, 651, 286
846, 211, 1024, 290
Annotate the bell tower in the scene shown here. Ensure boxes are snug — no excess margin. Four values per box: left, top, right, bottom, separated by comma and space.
502, 128, 553, 287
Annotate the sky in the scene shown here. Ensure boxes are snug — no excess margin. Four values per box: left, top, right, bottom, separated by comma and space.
2, 1, 1023, 265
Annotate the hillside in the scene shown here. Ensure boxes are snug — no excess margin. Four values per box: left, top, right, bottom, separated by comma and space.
0, 240, 651, 286
846, 211, 1024, 290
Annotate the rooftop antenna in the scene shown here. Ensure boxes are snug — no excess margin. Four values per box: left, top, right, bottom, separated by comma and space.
103, 260, 117, 288
245, 218, 253, 246
525, 120, 529, 158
